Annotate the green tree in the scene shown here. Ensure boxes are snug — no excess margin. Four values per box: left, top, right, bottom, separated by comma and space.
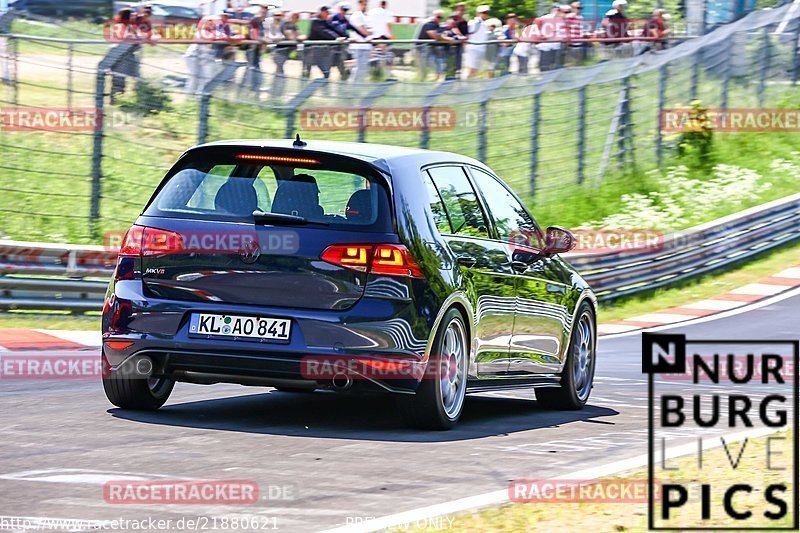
440, 0, 542, 20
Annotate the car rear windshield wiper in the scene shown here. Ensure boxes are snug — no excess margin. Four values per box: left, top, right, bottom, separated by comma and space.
252, 210, 329, 226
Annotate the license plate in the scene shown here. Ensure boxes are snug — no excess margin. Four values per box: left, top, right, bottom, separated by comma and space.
189, 313, 291, 343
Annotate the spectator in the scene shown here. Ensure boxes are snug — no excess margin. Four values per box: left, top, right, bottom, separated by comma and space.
330, 3, 364, 81
484, 18, 503, 75
565, 2, 588, 63
464, 4, 491, 79
244, 5, 268, 95
271, 11, 303, 98
416, 9, 446, 80
368, 0, 394, 40
308, 5, 348, 79
497, 13, 519, 75
442, 15, 467, 79
110, 8, 145, 102
643, 9, 672, 51
536, 4, 563, 72
603, 0, 630, 43
451, 2, 469, 75
349, 0, 372, 83
514, 19, 533, 74
368, 0, 394, 76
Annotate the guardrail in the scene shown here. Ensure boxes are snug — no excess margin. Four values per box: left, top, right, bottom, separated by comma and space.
0, 193, 798, 312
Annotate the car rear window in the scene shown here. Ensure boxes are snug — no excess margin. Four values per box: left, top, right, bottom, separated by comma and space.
144, 149, 393, 232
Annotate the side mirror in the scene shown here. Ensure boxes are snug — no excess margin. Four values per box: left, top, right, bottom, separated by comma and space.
543, 226, 576, 255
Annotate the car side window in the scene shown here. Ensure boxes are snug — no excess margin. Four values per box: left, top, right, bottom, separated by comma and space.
426, 166, 490, 239
470, 168, 544, 248
422, 172, 452, 234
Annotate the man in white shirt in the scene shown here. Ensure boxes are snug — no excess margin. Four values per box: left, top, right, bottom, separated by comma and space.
368, 0, 394, 39
349, 0, 372, 83
464, 4, 491, 79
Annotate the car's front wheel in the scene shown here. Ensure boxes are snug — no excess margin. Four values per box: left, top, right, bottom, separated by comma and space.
536, 301, 596, 410
398, 308, 469, 430
102, 361, 174, 410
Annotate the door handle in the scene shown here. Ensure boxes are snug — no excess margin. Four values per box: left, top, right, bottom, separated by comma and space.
456, 255, 477, 268
510, 260, 529, 274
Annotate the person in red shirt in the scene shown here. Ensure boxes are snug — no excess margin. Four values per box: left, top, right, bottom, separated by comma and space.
643, 9, 672, 50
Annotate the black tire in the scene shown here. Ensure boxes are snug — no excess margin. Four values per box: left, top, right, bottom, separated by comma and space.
536, 301, 596, 410
102, 365, 174, 410
398, 308, 469, 430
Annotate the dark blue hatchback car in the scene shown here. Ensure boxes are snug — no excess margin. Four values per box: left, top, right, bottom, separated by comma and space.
102, 139, 598, 429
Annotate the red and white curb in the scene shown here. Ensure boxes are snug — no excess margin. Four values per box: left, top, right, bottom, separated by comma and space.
597, 265, 800, 336
0, 266, 798, 351
0, 329, 99, 352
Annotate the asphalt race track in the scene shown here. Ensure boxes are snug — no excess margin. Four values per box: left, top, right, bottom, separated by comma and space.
1, 289, 798, 532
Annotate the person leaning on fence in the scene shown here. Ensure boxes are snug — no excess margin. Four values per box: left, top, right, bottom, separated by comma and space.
566, 2, 589, 63
243, 4, 268, 95
441, 16, 467, 79
641, 9, 672, 53
535, 5, 564, 72
496, 13, 519, 75
308, 5, 348, 79
348, 0, 373, 83
602, 0, 630, 44
368, 0, 394, 76
110, 7, 142, 103
464, 5, 491, 79
415, 10, 446, 81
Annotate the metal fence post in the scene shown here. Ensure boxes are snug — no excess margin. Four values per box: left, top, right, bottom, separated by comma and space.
617, 75, 632, 171
656, 64, 667, 169
90, 64, 107, 239
576, 86, 586, 184
197, 61, 241, 145
420, 80, 453, 150
721, 40, 731, 111
476, 77, 510, 162
358, 80, 395, 144
529, 91, 540, 197
690, 50, 700, 100
477, 99, 489, 162
758, 27, 769, 108
67, 42, 73, 109
283, 78, 326, 139
90, 44, 137, 238
792, 28, 799, 86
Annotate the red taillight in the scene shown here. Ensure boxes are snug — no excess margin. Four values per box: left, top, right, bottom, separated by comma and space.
119, 225, 184, 257
321, 244, 424, 278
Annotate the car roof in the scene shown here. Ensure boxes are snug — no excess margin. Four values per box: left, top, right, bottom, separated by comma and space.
194, 139, 486, 173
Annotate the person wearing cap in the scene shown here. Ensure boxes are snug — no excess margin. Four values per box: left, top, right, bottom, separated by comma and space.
602, 0, 630, 43
308, 5, 348, 79
464, 4, 491, 79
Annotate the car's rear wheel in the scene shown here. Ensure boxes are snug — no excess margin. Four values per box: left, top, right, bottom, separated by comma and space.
102, 363, 174, 410
398, 308, 468, 430
536, 301, 596, 410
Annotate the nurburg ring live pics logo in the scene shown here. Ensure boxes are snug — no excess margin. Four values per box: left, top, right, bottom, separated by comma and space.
643, 333, 799, 530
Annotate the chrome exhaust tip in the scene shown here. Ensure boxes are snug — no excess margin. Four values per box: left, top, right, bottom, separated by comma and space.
332, 373, 352, 391
135, 356, 154, 377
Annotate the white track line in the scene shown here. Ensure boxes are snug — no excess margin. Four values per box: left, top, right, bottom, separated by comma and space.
322, 427, 787, 533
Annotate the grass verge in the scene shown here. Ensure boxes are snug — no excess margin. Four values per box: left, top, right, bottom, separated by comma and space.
419, 430, 794, 531
598, 238, 800, 322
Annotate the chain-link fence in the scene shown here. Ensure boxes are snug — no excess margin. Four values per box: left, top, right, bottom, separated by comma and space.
0, 4, 798, 244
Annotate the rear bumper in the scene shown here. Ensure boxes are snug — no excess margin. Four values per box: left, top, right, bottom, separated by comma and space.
102, 280, 436, 393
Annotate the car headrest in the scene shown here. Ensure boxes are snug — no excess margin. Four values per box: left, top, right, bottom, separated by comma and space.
214, 179, 259, 217
271, 175, 323, 219
346, 189, 372, 223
